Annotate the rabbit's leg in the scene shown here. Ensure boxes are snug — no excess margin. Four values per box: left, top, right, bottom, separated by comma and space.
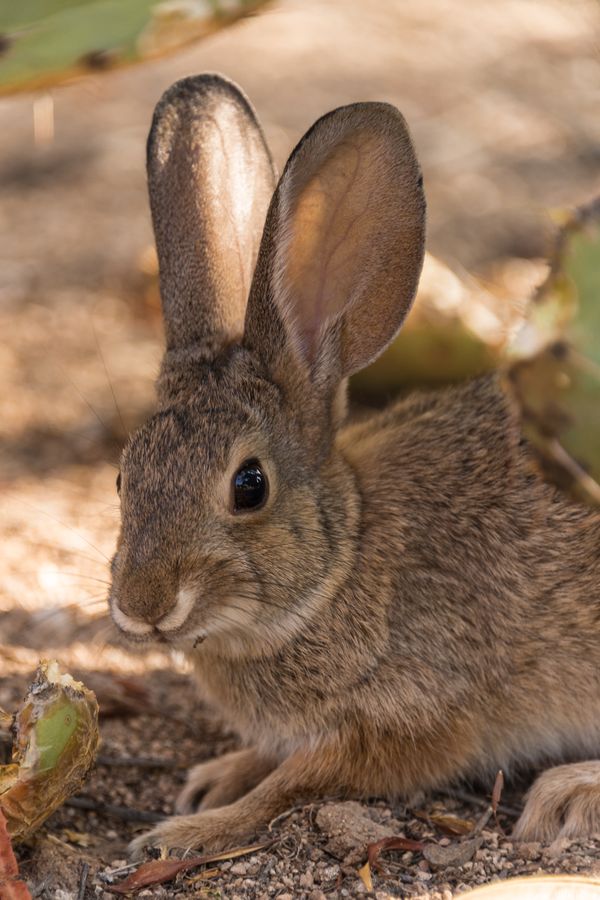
513, 761, 600, 843
129, 742, 342, 857
176, 748, 276, 813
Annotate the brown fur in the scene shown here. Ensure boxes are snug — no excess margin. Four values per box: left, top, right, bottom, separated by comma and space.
107, 74, 600, 857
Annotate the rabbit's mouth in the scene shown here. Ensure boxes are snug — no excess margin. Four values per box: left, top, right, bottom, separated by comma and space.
108, 583, 200, 644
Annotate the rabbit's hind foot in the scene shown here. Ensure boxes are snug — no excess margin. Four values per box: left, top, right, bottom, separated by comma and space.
513, 761, 600, 845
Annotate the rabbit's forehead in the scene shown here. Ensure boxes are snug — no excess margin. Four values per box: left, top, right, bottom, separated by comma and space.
124, 402, 257, 483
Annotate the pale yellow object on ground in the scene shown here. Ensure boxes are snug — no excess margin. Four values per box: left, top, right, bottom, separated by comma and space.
463, 875, 600, 898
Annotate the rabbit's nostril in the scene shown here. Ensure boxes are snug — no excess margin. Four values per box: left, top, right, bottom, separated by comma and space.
155, 586, 196, 633
111, 601, 155, 636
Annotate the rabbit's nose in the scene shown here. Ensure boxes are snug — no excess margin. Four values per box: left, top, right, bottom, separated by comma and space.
111, 565, 179, 632
111, 601, 155, 636
112, 587, 195, 637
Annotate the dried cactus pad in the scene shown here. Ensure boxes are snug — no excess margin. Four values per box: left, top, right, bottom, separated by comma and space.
507, 198, 600, 506
0, 661, 99, 842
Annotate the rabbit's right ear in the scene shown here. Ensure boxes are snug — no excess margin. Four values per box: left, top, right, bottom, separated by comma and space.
147, 74, 276, 353
244, 102, 425, 392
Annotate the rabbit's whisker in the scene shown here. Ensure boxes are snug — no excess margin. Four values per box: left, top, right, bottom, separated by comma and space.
4, 495, 111, 562
91, 315, 129, 443
55, 360, 123, 456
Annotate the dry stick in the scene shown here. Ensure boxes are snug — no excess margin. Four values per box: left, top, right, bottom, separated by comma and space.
441, 788, 522, 819
95, 755, 182, 770
65, 796, 163, 824
268, 803, 314, 833
77, 862, 89, 900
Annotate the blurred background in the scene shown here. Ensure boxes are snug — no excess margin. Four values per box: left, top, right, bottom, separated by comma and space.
1, 0, 600, 700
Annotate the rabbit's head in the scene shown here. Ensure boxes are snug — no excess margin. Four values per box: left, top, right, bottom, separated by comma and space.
109, 74, 425, 657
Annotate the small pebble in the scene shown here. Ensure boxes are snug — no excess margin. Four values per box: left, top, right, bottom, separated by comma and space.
300, 871, 314, 888
230, 862, 248, 876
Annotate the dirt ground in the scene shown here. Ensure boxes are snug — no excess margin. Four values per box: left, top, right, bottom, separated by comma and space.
1, 0, 600, 897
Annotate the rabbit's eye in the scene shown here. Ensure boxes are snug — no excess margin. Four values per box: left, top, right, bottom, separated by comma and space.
232, 460, 268, 513
116, 472, 122, 495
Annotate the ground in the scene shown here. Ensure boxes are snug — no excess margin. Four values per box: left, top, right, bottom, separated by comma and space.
1, 0, 600, 897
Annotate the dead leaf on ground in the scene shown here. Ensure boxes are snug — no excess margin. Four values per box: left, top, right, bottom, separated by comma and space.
423, 835, 483, 868
357, 860, 373, 891
186, 866, 221, 884
492, 770, 504, 816
367, 836, 426, 873
107, 840, 274, 894
61, 829, 92, 847
415, 811, 475, 836
0, 808, 32, 900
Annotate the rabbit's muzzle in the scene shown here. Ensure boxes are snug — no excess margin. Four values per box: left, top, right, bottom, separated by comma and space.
109, 554, 183, 638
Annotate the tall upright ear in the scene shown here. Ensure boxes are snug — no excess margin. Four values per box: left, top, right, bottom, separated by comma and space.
147, 74, 276, 352
244, 103, 425, 382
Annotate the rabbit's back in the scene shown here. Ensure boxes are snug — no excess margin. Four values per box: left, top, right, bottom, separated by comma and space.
340, 374, 600, 777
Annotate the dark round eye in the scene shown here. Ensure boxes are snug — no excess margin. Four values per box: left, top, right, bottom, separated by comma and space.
116, 471, 121, 495
232, 460, 268, 513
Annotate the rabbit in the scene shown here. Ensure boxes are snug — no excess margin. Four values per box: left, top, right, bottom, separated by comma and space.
107, 73, 600, 858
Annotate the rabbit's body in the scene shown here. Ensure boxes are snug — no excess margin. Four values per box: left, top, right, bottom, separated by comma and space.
109, 74, 600, 856
192, 373, 600, 789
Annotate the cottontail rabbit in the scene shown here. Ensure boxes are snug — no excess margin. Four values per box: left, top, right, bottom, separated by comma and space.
108, 74, 600, 856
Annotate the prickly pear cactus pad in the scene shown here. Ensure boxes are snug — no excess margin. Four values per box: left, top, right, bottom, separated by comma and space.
0, 661, 99, 842
0, 0, 268, 95
506, 198, 600, 506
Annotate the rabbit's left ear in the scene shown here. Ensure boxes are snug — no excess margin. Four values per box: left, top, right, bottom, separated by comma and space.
244, 103, 425, 382
147, 74, 276, 353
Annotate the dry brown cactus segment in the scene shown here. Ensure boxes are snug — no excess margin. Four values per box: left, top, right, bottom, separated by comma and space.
506, 197, 600, 505
0, 660, 99, 843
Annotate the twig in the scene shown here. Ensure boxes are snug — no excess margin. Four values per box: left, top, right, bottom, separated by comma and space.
100, 862, 139, 880
549, 438, 600, 505
96, 755, 181, 770
77, 862, 89, 900
65, 796, 164, 824
268, 804, 311, 832
441, 788, 522, 818
491, 770, 504, 815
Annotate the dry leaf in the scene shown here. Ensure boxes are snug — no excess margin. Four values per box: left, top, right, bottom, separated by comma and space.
0, 808, 32, 899
357, 860, 373, 892
108, 841, 274, 894
492, 770, 504, 815
61, 829, 92, 847
367, 836, 426, 873
423, 835, 483, 868
416, 811, 474, 836
186, 866, 221, 884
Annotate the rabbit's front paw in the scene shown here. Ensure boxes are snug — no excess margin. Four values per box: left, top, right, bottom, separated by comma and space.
176, 748, 274, 813
129, 809, 244, 859
513, 761, 600, 844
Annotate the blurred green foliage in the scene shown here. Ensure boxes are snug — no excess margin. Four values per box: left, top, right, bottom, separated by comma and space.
0, 0, 266, 94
